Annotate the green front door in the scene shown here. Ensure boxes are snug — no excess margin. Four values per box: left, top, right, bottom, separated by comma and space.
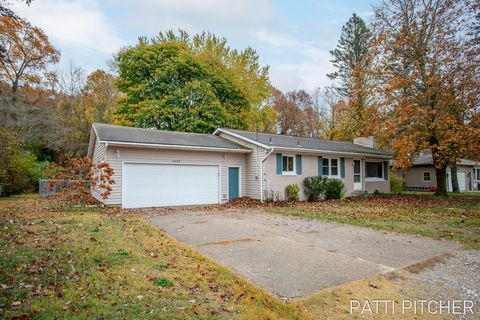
228, 167, 239, 200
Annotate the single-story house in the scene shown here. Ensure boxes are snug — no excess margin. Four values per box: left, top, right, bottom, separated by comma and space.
396, 154, 480, 192
87, 123, 391, 208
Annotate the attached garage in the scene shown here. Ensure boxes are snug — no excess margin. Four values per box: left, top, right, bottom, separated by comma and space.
122, 163, 220, 208
87, 123, 248, 207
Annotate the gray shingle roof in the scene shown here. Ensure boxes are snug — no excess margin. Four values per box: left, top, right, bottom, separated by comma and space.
93, 123, 246, 150
413, 154, 476, 166
217, 128, 391, 157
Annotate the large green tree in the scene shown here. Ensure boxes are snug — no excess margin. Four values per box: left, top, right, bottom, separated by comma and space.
114, 30, 270, 133
327, 13, 374, 140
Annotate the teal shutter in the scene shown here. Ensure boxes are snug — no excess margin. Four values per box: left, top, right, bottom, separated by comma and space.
318, 156, 323, 176
384, 161, 389, 180
276, 153, 282, 175
296, 155, 302, 175
340, 158, 345, 178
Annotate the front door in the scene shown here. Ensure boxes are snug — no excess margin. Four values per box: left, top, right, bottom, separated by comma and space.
228, 167, 240, 200
353, 160, 362, 190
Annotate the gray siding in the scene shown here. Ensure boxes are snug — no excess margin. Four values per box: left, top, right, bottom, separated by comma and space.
97, 146, 246, 206
217, 133, 268, 200
405, 167, 436, 190
405, 165, 474, 191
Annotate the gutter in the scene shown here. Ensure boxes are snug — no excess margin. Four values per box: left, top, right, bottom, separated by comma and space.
272, 147, 392, 159
100, 140, 251, 153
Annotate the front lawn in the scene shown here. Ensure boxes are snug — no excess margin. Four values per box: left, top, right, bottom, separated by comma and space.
0, 195, 304, 319
270, 193, 480, 248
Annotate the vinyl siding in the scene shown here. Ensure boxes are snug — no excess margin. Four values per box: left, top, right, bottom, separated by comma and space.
264, 154, 390, 200
91, 138, 106, 201
405, 165, 474, 191
265, 154, 355, 200
102, 146, 246, 206
217, 133, 268, 200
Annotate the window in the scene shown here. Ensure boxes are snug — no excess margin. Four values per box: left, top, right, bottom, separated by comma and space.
331, 159, 339, 176
322, 158, 329, 176
366, 162, 383, 179
282, 156, 294, 174
475, 169, 480, 181
423, 171, 431, 182
322, 158, 340, 177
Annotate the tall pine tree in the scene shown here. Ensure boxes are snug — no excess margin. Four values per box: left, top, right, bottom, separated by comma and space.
327, 13, 374, 141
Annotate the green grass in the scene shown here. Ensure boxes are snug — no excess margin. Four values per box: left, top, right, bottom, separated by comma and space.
0, 196, 306, 319
270, 193, 480, 248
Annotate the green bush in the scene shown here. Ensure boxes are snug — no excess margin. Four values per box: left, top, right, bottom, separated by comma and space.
285, 184, 300, 201
390, 171, 404, 194
324, 179, 346, 200
0, 150, 48, 196
0, 129, 50, 196
303, 176, 329, 201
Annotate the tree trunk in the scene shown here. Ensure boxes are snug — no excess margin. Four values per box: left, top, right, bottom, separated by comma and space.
450, 162, 460, 193
435, 166, 448, 196
11, 79, 18, 101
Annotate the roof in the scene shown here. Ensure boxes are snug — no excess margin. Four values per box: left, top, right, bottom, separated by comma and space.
216, 128, 391, 157
413, 154, 477, 166
92, 123, 247, 151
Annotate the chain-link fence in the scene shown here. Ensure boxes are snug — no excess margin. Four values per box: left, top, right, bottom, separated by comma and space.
39, 179, 90, 197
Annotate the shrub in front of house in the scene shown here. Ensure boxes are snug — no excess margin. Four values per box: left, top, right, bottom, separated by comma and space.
390, 171, 404, 194
285, 184, 300, 201
303, 176, 329, 201
324, 179, 346, 200
304, 176, 346, 200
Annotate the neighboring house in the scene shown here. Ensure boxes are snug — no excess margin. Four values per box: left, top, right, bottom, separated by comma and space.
397, 154, 479, 192
87, 123, 391, 208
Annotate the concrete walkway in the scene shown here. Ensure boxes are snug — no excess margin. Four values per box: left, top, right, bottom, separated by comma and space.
148, 209, 459, 298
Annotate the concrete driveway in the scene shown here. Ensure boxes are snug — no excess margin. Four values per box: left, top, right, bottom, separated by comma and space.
148, 208, 459, 298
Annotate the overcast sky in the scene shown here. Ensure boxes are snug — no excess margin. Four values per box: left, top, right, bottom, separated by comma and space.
13, 0, 377, 92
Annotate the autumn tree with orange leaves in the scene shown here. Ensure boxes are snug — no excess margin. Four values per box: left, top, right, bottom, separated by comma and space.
373, 0, 480, 196
0, 16, 60, 99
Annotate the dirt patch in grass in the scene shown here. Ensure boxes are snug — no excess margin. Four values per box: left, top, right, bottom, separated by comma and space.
404, 252, 455, 274
0, 196, 305, 319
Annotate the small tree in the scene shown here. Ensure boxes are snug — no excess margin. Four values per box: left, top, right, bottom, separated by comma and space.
48, 157, 115, 199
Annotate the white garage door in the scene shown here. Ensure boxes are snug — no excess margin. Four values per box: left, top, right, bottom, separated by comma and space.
123, 163, 219, 208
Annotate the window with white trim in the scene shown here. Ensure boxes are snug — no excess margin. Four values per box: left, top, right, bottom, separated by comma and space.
282, 156, 294, 174
423, 171, 431, 182
366, 162, 383, 179
475, 168, 480, 181
322, 158, 340, 177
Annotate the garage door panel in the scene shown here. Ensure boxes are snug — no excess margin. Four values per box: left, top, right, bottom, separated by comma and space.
123, 163, 219, 208
457, 172, 466, 191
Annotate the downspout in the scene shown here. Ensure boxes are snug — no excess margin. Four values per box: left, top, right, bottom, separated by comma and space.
260, 147, 274, 202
